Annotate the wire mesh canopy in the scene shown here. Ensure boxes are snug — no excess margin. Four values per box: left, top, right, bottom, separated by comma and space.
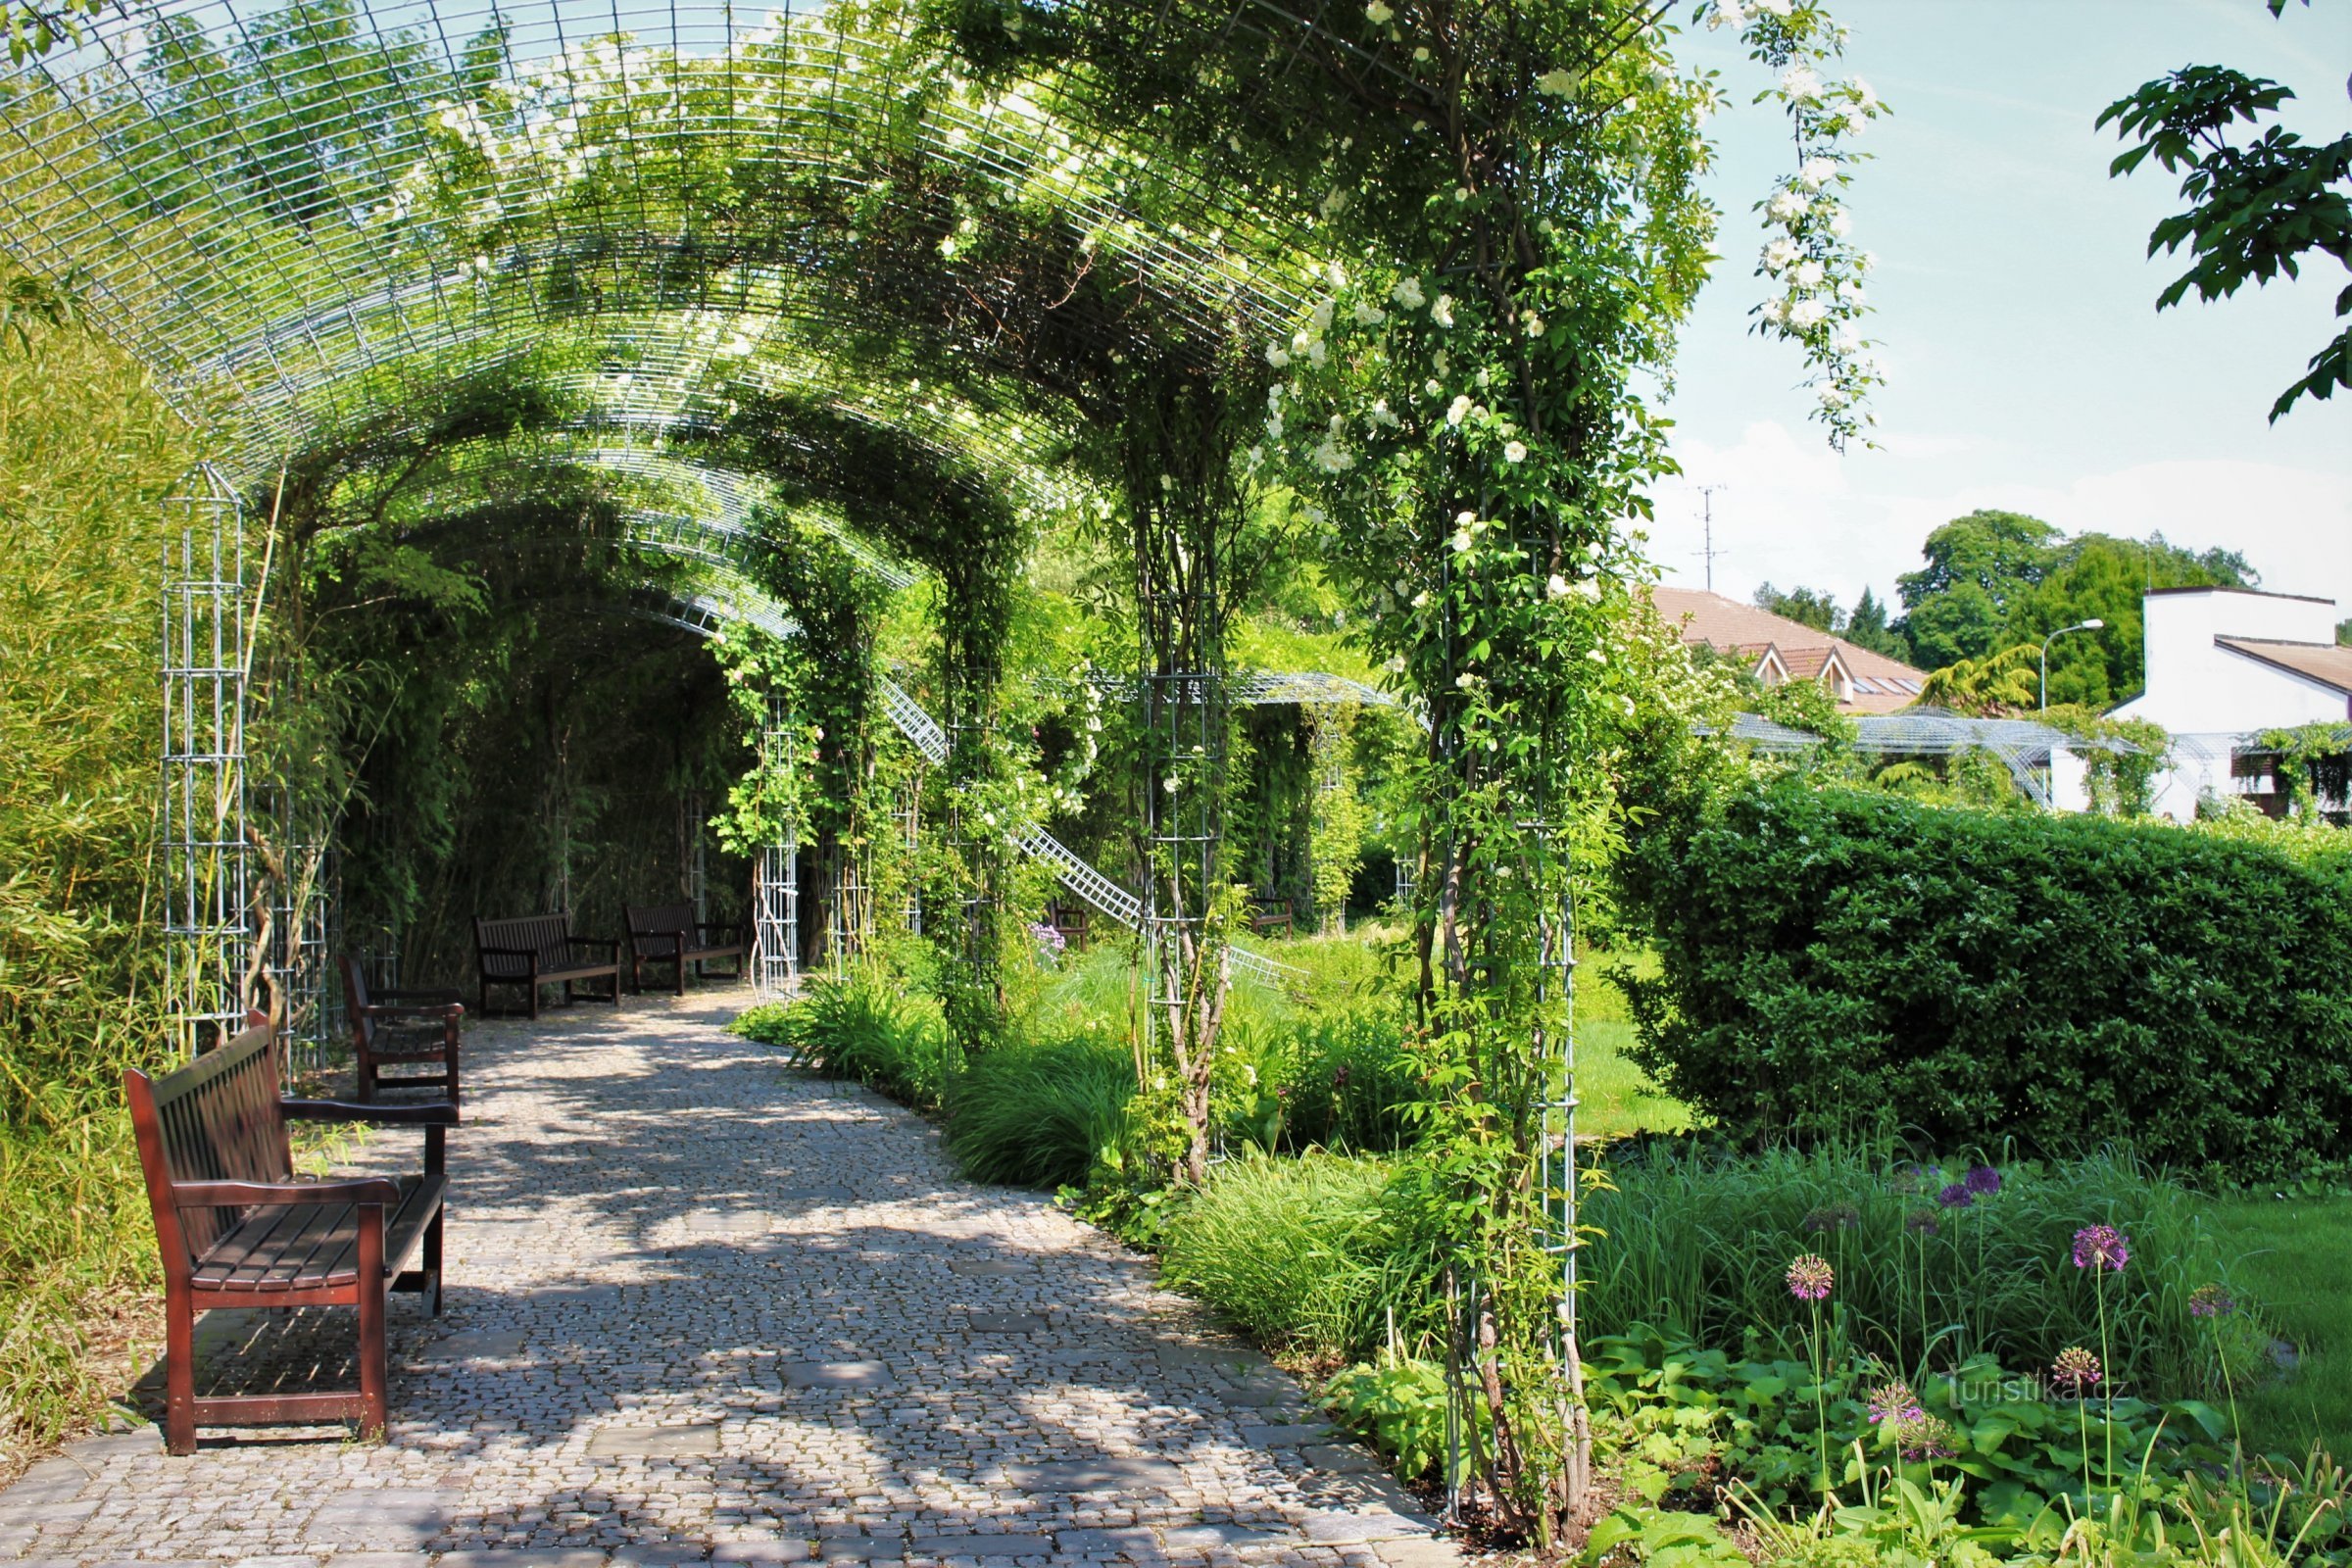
1712, 709, 2144, 808
0, 0, 1366, 503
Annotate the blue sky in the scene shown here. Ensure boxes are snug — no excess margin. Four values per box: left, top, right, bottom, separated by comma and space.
1649, 0, 2350, 624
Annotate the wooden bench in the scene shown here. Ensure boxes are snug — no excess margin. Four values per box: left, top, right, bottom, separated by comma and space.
623, 903, 749, 995
124, 1012, 453, 1455
1250, 891, 1294, 937
337, 956, 463, 1105
1044, 900, 1091, 952
472, 912, 622, 1019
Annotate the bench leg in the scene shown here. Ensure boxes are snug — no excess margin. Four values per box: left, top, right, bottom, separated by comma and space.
357, 1223, 387, 1443
425, 1205, 445, 1318
164, 1289, 196, 1456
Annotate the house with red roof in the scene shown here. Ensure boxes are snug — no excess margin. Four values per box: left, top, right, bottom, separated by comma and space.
1646, 586, 1931, 715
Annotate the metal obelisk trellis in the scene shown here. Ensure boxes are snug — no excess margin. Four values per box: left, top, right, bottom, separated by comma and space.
161, 466, 250, 1057
752, 693, 800, 998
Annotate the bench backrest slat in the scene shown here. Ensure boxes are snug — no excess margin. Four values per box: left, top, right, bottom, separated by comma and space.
340, 956, 374, 1048
475, 912, 574, 978
626, 903, 694, 940
126, 1023, 290, 1270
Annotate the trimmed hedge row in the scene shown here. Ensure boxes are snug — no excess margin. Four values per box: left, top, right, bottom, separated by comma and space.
1615, 781, 2352, 1179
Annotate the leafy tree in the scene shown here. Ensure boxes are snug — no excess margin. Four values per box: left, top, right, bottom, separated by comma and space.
1, 0, 93, 64
2097, 0, 2352, 421
1899, 577, 2007, 670
1896, 510, 2059, 611
1843, 585, 1910, 662
2338, 616, 2351, 647
1752, 581, 1839, 632
1916, 643, 2042, 715
1896, 511, 2258, 703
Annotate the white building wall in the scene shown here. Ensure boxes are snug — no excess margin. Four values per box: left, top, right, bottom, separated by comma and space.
2108, 588, 2345, 818
2114, 589, 2343, 734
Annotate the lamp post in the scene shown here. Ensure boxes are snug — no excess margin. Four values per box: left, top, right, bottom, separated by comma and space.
2039, 618, 2105, 710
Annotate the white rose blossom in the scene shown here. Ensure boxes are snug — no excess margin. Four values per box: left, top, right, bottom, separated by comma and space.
1503, 441, 1528, 464
1431, 294, 1455, 327
1446, 394, 1472, 426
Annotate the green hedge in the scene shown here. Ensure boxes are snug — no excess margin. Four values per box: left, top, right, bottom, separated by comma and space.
1616, 781, 2352, 1179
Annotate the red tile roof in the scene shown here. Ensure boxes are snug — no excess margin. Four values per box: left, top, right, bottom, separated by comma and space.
2215, 637, 2352, 698
1646, 587, 1930, 714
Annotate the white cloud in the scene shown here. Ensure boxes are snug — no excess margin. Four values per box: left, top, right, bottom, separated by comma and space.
1651, 421, 2352, 619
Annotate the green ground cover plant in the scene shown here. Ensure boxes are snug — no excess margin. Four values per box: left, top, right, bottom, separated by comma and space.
1583, 1143, 2265, 1399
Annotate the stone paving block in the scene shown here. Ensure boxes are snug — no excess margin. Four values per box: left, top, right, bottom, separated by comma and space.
435, 1552, 608, 1568
306, 1490, 453, 1545
959, 1313, 1050, 1336
312, 1555, 433, 1568
810, 1538, 906, 1561
11, 1500, 101, 1525
0, 1458, 89, 1503
1236, 1424, 1329, 1446
1300, 1513, 1421, 1544
779, 1361, 895, 1390
712, 1544, 814, 1563
1299, 1446, 1380, 1475
62, 1425, 162, 1460
1157, 1524, 1297, 1548
1372, 1541, 1460, 1568
428, 1330, 530, 1360
1052, 1529, 1157, 1553
942, 1259, 1024, 1277
585, 1424, 723, 1457
1004, 1458, 1186, 1494
610, 1545, 712, 1564
908, 1536, 1054, 1558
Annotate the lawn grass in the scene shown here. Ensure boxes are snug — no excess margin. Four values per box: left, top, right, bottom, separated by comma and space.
2198, 1193, 2352, 1462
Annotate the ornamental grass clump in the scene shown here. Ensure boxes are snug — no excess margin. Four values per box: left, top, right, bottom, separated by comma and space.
1157, 1153, 1444, 1364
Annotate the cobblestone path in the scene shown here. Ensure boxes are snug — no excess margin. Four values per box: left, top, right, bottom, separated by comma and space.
0, 991, 1455, 1568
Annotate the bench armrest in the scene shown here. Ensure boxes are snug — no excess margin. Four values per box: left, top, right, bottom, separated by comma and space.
175, 1177, 401, 1207
282, 1098, 460, 1127
372, 986, 464, 1004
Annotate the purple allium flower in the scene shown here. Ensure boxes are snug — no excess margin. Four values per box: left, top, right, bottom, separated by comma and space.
2073, 1224, 2131, 1273
1895, 1410, 1958, 1462
1028, 921, 1067, 956
2051, 1347, 2102, 1396
1964, 1164, 2002, 1197
1787, 1253, 1835, 1302
1936, 1182, 1974, 1210
2189, 1284, 2236, 1319
1904, 1209, 1940, 1236
1867, 1381, 1924, 1426
1890, 1162, 1941, 1196
1802, 1203, 1860, 1235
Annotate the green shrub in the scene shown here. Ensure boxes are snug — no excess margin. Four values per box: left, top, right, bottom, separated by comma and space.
731, 967, 956, 1110
1583, 1141, 2268, 1398
1158, 1152, 1444, 1362
946, 1030, 1136, 1189
1615, 779, 2352, 1180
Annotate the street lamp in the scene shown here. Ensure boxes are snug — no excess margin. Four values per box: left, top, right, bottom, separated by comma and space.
2039, 618, 2105, 710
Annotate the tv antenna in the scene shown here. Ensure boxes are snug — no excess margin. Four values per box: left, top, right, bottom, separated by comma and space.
1694, 484, 1729, 592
